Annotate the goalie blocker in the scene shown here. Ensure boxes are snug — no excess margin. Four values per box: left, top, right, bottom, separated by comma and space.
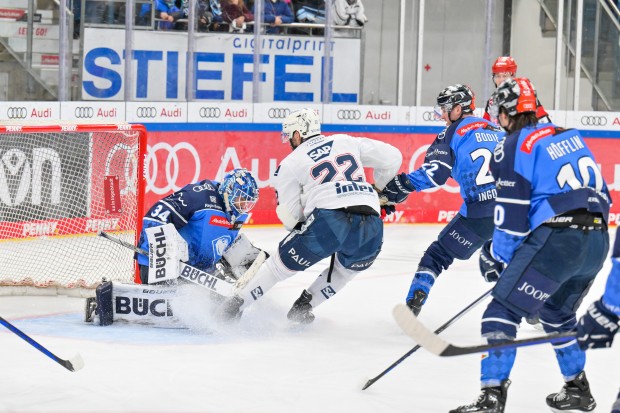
87, 233, 268, 326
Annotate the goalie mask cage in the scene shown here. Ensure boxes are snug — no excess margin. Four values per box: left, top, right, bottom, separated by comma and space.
0, 124, 146, 296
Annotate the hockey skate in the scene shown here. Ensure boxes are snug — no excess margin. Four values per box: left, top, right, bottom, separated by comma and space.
406, 289, 428, 317
217, 295, 244, 321
287, 290, 315, 324
450, 380, 511, 413
546, 371, 596, 412
84, 297, 97, 323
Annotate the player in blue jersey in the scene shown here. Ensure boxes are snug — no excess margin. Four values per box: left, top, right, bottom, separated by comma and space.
136, 168, 259, 284
452, 78, 611, 413
382, 84, 505, 316
576, 230, 620, 413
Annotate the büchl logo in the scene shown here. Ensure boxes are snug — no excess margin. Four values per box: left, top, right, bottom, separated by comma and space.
145, 142, 201, 195
336, 109, 361, 120
268, 108, 290, 119
580, 115, 607, 127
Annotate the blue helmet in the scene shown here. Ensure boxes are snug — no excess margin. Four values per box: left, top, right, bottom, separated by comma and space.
218, 169, 259, 220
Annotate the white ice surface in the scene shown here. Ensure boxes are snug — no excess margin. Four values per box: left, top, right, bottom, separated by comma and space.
0, 225, 618, 413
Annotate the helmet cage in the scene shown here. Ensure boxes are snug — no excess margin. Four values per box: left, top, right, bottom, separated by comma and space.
218, 169, 259, 219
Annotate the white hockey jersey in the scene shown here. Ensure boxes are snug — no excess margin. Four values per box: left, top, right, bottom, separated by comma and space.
274, 133, 402, 229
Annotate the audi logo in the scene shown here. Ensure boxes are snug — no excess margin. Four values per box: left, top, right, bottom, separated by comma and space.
580, 115, 607, 126
74, 107, 94, 118
136, 107, 157, 118
337, 109, 361, 120
422, 111, 441, 122
199, 107, 221, 118
7, 107, 27, 119
268, 108, 291, 119
145, 142, 201, 195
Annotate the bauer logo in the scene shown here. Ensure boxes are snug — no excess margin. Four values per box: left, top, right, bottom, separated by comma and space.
115, 296, 173, 317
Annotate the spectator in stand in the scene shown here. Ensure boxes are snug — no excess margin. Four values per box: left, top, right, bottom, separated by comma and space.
221, 0, 254, 32
332, 0, 367, 27
254, 0, 294, 34
153, 0, 184, 29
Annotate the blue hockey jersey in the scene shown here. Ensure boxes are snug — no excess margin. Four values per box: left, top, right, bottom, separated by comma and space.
490, 124, 611, 264
603, 232, 620, 317
406, 116, 505, 218
136, 179, 246, 271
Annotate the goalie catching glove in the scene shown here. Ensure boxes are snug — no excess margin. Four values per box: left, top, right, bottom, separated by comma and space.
382, 173, 416, 204
479, 240, 504, 282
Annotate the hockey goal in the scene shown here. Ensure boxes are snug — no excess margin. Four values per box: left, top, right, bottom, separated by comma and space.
0, 124, 146, 295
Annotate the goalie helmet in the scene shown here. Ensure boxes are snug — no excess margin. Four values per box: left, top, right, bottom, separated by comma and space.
488, 77, 538, 119
281, 108, 321, 144
492, 56, 518, 74
218, 169, 259, 220
434, 84, 476, 117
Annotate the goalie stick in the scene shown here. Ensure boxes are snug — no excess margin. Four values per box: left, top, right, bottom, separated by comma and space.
0, 317, 84, 372
97, 231, 265, 296
361, 288, 492, 390
392, 303, 576, 356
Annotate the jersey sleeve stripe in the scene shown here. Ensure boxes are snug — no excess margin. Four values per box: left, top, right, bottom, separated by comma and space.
495, 197, 531, 205
160, 200, 189, 224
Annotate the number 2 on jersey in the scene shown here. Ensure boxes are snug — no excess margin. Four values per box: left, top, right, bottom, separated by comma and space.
311, 154, 362, 184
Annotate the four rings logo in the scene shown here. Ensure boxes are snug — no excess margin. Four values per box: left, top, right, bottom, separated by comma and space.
268, 108, 290, 119
136, 107, 157, 118
7, 107, 27, 119
199, 107, 221, 118
74, 107, 94, 118
581, 115, 607, 126
422, 111, 441, 122
146, 142, 201, 195
337, 109, 361, 120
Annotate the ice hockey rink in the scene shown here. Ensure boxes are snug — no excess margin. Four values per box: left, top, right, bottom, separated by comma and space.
1, 224, 618, 413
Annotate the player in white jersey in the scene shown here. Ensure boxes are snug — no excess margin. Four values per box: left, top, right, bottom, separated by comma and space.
218, 108, 402, 323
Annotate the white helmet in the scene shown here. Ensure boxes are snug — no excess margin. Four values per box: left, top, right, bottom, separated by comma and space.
281, 108, 321, 144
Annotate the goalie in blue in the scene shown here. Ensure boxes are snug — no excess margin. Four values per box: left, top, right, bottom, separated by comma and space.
452, 78, 611, 413
382, 84, 504, 316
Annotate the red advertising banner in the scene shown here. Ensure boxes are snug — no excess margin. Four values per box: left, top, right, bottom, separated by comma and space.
144, 131, 620, 226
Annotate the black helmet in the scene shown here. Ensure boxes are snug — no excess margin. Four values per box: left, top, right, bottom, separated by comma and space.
489, 77, 537, 119
435, 84, 476, 115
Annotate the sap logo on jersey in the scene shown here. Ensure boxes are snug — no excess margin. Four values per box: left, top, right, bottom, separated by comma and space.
115, 296, 173, 317
307, 141, 333, 162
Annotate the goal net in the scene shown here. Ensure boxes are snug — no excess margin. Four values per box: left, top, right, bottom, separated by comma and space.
0, 124, 146, 295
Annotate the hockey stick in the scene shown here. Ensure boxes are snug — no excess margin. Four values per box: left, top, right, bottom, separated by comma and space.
392, 303, 576, 356
361, 288, 492, 390
0, 317, 84, 372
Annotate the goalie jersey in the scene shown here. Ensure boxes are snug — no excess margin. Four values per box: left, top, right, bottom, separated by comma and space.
136, 179, 246, 271
274, 133, 402, 229
490, 124, 611, 264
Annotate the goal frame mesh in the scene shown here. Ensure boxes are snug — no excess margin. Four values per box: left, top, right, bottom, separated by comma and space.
0, 124, 147, 296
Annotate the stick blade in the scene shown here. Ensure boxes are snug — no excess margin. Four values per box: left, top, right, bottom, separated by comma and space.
65, 353, 85, 372
392, 304, 450, 356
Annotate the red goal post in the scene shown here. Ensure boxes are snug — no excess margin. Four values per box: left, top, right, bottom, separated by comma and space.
0, 124, 147, 296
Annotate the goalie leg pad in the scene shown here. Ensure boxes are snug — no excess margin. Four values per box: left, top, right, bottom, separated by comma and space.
95, 281, 114, 326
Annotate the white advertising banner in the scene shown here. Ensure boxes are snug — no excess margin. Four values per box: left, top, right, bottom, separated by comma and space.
81, 28, 361, 103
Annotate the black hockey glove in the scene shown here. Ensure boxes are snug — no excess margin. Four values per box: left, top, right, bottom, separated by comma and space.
576, 299, 620, 350
479, 240, 504, 282
383, 173, 416, 204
